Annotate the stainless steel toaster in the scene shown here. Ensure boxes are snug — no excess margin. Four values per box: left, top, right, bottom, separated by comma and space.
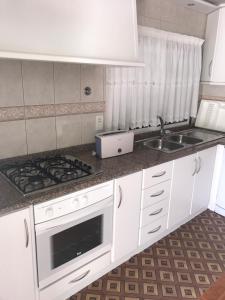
95, 130, 134, 159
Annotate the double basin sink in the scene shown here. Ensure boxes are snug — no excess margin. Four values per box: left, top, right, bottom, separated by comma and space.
141, 129, 224, 153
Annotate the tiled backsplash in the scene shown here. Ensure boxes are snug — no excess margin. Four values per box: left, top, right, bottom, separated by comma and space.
0, 59, 104, 158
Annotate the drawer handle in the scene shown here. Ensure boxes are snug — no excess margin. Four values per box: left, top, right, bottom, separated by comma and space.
152, 171, 166, 178
149, 208, 163, 216
69, 270, 90, 284
148, 225, 161, 234
150, 190, 164, 197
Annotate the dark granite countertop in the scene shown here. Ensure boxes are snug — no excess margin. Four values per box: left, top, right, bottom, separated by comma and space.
0, 127, 225, 216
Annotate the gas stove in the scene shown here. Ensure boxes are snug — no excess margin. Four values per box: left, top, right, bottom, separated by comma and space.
0, 155, 95, 195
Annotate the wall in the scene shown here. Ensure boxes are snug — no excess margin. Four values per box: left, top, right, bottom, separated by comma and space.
199, 84, 225, 101
0, 1, 208, 159
136, 0, 207, 38
0, 59, 104, 158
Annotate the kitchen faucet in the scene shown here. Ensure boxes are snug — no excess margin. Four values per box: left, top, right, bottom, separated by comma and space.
157, 115, 166, 137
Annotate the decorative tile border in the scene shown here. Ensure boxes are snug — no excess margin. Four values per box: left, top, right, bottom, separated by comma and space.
25, 105, 55, 119
0, 102, 105, 122
55, 102, 105, 116
0, 106, 25, 122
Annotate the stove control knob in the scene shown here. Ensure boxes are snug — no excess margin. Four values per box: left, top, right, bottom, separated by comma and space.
45, 206, 54, 218
72, 198, 79, 208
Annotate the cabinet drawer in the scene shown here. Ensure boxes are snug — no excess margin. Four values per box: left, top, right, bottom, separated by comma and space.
141, 199, 168, 227
139, 216, 167, 246
143, 161, 173, 189
143, 180, 171, 208
39, 252, 111, 300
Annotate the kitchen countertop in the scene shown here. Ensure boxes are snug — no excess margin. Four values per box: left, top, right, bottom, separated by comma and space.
1, 127, 225, 216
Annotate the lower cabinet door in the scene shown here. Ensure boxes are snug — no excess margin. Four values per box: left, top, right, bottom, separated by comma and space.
112, 171, 142, 262
0, 208, 36, 300
191, 147, 217, 215
168, 155, 196, 229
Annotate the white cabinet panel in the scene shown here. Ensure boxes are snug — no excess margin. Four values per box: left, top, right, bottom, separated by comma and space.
142, 180, 171, 208
169, 155, 196, 229
201, 7, 225, 83
0, 208, 36, 300
143, 162, 173, 189
112, 172, 142, 261
191, 147, 217, 215
39, 252, 111, 300
0, 0, 139, 65
139, 215, 167, 246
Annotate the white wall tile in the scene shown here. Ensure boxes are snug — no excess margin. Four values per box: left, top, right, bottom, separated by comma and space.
138, 16, 161, 29
26, 117, 56, 154
0, 60, 23, 107
81, 65, 104, 102
81, 113, 103, 144
0, 120, 27, 158
22, 61, 54, 105
56, 115, 82, 148
143, 0, 161, 19
54, 63, 81, 104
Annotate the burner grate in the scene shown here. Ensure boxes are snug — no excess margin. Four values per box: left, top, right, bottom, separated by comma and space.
0, 155, 94, 194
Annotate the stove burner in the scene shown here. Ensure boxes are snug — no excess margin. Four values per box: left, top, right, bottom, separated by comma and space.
0, 155, 94, 195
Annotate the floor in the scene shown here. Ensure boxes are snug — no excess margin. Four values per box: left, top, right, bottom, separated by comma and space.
70, 210, 225, 300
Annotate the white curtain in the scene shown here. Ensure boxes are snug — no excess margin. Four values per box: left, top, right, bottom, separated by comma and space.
105, 26, 204, 131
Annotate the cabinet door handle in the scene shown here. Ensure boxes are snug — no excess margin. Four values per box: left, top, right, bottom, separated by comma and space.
152, 171, 166, 178
209, 59, 213, 77
118, 185, 123, 208
149, 208, 163, 216
69, 270, 90, 284
24, 219, 29, 248
196, 157, 201, 174
192, 158, 198, 176
148, 225, 161, 234
150, 190, 164, 198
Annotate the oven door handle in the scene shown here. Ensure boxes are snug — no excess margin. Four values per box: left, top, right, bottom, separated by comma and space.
36, 196, 113, 233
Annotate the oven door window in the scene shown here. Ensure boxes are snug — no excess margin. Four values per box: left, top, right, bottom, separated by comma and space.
52, 215, 103, 269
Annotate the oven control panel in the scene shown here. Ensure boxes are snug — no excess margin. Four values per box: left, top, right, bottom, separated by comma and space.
34, 181, 113, 224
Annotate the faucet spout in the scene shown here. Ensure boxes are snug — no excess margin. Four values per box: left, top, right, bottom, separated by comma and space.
157, 115, 166, 137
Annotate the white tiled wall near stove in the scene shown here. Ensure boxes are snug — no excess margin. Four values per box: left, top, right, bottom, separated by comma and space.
0, 59, 104, 158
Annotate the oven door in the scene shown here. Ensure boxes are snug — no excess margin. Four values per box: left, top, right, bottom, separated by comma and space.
35, 196, 113, 289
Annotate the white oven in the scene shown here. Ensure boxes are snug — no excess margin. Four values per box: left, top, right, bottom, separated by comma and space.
34, 182, 113, 289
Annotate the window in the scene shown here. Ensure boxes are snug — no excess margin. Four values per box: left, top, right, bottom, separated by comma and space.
105, 27, 203, 131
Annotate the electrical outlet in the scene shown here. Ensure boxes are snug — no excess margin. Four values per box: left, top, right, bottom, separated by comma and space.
96, 115, 104, 131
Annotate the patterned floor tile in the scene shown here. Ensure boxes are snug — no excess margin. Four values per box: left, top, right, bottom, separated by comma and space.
69, 210, 225, 300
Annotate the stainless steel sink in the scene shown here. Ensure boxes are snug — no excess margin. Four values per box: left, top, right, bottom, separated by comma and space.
168, 134, 203, 145
139, 128, 224, 153
144, 138, 184, 153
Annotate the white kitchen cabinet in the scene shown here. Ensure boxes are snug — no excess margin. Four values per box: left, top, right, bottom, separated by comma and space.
0, 208, 36, 300
169, 147, 217, 229
168, 154, 196, 229
201, 7, 225, 84
191, 147, 217, 215
0, 0, 141, 66
112, 171, 142, 261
